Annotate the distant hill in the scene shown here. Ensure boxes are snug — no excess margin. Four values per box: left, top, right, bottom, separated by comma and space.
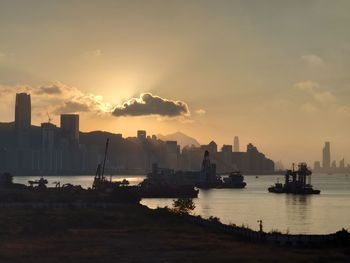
157, 131, 200, 149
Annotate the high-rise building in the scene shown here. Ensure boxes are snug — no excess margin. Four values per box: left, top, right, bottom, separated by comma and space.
15, 93, 31, 131
233, 136, 240, 152
41, 122, 56, 152
41, 122, 61, 172
60, 114, 79, 145
331, 160, 337, 169
221, 145, 232, 165
137, 130, 146, 140
314, 161, 321, 171
221, 145, 232, 153
322, 141, 331, 170
165, 141, 179, 169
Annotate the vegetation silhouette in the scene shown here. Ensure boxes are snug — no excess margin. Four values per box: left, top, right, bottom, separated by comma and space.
172, 198, 196, 215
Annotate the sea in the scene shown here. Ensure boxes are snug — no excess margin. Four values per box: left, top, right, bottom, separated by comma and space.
13, 173, 350, 234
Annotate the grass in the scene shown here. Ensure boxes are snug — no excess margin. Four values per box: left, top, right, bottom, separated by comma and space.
0, 205, 348, 262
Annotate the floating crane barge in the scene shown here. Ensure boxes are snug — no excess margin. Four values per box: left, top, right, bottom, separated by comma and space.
268, 163, 320, 195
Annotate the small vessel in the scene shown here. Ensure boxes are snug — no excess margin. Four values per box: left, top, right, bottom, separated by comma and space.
268, 163, 320, 195
221, 171, 247, 188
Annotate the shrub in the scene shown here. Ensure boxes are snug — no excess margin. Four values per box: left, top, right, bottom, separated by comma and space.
172, 198, 196, 215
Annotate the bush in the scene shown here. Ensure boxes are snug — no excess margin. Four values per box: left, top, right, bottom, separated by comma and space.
172, 198, 196, 215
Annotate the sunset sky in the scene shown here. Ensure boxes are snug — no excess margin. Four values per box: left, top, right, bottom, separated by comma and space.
1, 0, 350, 165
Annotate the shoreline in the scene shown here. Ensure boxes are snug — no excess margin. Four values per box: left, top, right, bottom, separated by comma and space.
0, 202, 349, 246
0, 204, 349, 262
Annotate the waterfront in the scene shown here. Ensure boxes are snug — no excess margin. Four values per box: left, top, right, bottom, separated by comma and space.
14, 174, 350, 234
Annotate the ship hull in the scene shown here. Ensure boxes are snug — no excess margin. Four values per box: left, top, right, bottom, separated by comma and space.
268, 187, 320, 195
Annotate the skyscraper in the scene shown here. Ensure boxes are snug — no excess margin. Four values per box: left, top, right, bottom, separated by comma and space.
233, 136, 240, 152
15, 93, 31, 131
137, 130, 146, 140
322, 141, 331, 171
60, 114, 79, 145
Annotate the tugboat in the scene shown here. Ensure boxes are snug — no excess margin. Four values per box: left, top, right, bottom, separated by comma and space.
221, 171, 247, 188
268, 163, 320, 195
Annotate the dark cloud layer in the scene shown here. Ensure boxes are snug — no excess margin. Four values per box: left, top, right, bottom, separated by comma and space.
112, 93, 189, 117
53, 101, 91, 114
35, 85, 62, 95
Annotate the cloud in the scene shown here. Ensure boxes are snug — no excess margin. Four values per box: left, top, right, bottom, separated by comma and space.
300, 103, 318, 113
301, 54, 325, 67
34, 84, 62, 95
83, 49, 102, 58
0, 82, 113, 121
295, 81, 336, 103
53, 101, 90, 114
112, 93, 189, 117
195, 109, 206, 115
0, 84, 192, 124
336, 105, 350, 115
293, 81, 350, 116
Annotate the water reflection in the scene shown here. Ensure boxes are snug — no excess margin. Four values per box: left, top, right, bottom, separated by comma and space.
13, 174, 350, 234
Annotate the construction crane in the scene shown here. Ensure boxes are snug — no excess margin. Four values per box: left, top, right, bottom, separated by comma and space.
47, 112, 52, 123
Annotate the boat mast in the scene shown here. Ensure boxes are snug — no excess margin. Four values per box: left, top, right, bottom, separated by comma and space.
101, 138, 110, 178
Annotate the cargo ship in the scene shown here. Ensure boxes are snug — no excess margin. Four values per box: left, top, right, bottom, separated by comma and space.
268, 163, 320, 195
139, 163, 199, 198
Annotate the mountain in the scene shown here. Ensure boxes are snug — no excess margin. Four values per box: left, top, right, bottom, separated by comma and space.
157, 131, 201, 149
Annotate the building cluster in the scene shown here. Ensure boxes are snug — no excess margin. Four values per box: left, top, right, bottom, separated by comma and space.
0, 93, 275, 175
313, 142, 350, 174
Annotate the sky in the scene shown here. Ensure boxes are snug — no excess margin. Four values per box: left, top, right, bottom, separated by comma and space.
0, 0, 350, 166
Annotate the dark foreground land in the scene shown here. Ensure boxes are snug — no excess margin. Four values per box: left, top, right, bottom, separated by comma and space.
0, 205, 349, 263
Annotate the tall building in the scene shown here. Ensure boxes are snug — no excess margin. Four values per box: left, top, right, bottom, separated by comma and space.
60, 114, 79, 145
208, 141, 218, 154
15, 93, 31, 148
41, 122, 56, 152
137, 130, 146, 140
233, 136, 240, 152
322, 141, 331, 171
165, 141, 179, 169
41, 122, 61, 172
221, 145, 232, 153
314, 161, 321, 171
15, 93, 31, 131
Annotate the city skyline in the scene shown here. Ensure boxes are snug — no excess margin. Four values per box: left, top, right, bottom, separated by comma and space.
1, 1, 350, 164
2, 92, 350, 169
0, 92, 275, 175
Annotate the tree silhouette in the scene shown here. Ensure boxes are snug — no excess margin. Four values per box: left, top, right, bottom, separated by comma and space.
172, 198, 196, 214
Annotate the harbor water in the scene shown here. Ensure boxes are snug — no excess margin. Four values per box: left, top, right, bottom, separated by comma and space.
14, 174, 350, 234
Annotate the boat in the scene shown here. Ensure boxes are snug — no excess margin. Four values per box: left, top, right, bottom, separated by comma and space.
92, 138, 140, 203
268, 163, 320, 195
221, 171, 247, 188
195, 151, 247, 189
139, 163, 199, 198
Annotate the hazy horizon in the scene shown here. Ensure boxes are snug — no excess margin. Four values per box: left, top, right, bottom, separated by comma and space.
1, 0, 350, 165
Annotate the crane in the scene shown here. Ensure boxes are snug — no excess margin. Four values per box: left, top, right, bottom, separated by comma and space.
47, 112, 52, 123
